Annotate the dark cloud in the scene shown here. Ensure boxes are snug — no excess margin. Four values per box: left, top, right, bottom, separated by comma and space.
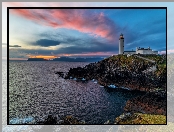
9, 39, 117, 57
9, 45, 21, 47
35, 39, 61, 47
10, 40, 119, 57
39, 31, 103, 47
57, 44, 118, 54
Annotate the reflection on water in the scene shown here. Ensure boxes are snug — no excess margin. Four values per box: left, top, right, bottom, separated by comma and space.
9, 61, 145, 124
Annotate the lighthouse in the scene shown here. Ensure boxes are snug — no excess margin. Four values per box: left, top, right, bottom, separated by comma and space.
119, 33, 124, 54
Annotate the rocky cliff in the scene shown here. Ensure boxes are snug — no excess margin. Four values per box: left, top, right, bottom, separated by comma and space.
64, 54, 166, 124
65, 54, 166, 92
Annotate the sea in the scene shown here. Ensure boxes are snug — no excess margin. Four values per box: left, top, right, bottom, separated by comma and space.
9, 61, 145, 124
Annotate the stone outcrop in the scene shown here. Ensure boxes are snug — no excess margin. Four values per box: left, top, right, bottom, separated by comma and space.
55, 71, 64, 78
64, 55, 166, 92
37, 115, 85, 125
124, 92, 166, 116
61, 54, 166, 124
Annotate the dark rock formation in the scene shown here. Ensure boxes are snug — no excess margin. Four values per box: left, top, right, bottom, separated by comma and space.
59, 115, 85, 124
64, 55, 166, 92
55, 71, 64, 78
63, 54, 166, 123
124, 92, 166, 115
36, 115, 85, 125
37, 115, 58, 124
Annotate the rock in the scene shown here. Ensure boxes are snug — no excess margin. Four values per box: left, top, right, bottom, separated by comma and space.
60, 115, 85, 124
37, 115, 85, 125
55, 71, 64, 78
37, 115, 58, 124
63, 54, 166, 122
124, 92, 166, 115
115, 112, 133, 124
64, 55, 166, 92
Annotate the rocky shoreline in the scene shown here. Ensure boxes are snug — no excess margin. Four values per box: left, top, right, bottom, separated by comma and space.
16, 54, 166, 124
37, 115, 85, 125
64, 54, 166, 92
60, 54, 166, 124
124, 92, 166, 115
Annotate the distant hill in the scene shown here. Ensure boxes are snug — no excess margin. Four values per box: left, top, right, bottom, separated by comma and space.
27, 58, 47, 61
52, 57, 104, 62
27, 57, 104, 62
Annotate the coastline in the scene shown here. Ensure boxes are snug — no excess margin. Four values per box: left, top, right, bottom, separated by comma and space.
62, 54, 166, 124
9, 54, 166, 124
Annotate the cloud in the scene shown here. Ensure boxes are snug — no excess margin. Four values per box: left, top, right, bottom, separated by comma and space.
34, 39, 61, 47
9, 45, 21, 47
39, 32, 87, 46
8, 6, 166, 58
9, 39, 119, 58
9, 9, 118, 43
56, 44, 118, 54
9, 47, 116, 58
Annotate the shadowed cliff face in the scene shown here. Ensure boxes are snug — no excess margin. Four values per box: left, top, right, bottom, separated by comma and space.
63, 54, 167, 124
65, 54, 166, 92
124, 92, 166, 116
37, 115, 85, 125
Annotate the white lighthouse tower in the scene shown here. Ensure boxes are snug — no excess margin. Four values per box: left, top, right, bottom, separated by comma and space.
119, 33, 124, 54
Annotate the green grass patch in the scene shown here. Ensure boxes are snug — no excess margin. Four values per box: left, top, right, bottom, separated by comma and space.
117, 113, 166, 124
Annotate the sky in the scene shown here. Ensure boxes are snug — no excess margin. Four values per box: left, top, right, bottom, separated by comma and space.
2, 2, 172, 60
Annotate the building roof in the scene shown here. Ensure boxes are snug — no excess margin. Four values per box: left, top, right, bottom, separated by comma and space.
137, 48, 152, 50
124, 51, 136, 52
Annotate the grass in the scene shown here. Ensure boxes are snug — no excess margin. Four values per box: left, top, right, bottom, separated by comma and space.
117, 113, 166, 124
103, 55, 166, 77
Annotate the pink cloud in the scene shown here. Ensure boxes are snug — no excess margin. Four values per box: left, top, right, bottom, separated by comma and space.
9, 8, 117, 43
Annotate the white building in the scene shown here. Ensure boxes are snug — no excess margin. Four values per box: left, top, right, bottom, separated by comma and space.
119, 33, 124, 54
119, 34, 158, 55
135, 47, 158, 54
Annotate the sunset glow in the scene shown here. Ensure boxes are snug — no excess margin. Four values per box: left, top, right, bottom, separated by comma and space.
2, 2, 166, 60
27, 55, 58, 60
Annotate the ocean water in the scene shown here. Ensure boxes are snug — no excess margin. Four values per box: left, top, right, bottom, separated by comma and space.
9, 61, 145, 124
